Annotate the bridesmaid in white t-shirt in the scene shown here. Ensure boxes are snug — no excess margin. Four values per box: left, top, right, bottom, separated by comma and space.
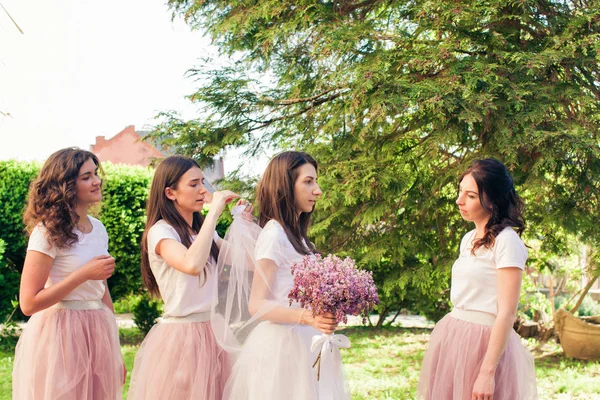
418, 158, 537, 400
13, 147, 124, 399
127, 155, 251, 400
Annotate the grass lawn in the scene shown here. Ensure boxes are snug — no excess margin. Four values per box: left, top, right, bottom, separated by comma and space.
2, 326, 599, 399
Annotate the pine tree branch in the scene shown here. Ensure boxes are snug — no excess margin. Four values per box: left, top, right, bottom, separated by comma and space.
245, 91, 345, 133
576, 67, 600, 101
261, 88, 340, 105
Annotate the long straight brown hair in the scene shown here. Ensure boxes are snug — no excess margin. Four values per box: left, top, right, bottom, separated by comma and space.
256, 151, 318, 255
141, 155, 219, 298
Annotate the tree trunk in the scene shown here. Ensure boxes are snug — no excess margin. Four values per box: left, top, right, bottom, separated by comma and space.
549, 274, 555, 315
385, 310, 402, 327
375, 307, 388, 328
570, 275, 599, 314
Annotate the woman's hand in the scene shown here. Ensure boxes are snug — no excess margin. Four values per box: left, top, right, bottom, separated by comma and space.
235, 198, 255, 222
79, 255, 115, 281
472, 371, 495, 400
302, 311, 338, 335
210, 190, 241, 214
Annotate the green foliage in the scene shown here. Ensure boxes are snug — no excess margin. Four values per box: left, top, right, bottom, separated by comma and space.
0, 323, 19, 354
132, 292, 162, 334
118, 326, 146, 345
0, 288, 21, 353
556, 294, 600, 318
519, 273, 553, 321
576, 295, 600, 317
153, 0, 600, 317
0, 160, 40, 269
113, 293, 143, 314
0, 160, 236, 318
0, 161, 154, 311
100, 164, 153, 299
0, 239, 21, 322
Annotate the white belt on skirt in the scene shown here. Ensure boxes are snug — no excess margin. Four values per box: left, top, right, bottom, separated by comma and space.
160, 310, 211, 324
450, 308, 496, 327
53, 299, 105, 310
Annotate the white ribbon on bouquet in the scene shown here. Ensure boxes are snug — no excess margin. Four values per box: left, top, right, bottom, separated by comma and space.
311, 333, 351, 400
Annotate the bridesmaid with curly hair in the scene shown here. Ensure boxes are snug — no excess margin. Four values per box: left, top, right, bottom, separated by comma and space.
12, 147, 124, 399
418, 158, 537, 400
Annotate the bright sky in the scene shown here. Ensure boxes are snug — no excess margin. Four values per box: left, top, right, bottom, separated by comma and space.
0, 0, 268, 176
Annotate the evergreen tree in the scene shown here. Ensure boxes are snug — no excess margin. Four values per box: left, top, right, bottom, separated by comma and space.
149, 0, 600, 322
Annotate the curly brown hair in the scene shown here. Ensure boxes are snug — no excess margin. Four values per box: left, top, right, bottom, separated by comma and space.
24, 147, 102, 249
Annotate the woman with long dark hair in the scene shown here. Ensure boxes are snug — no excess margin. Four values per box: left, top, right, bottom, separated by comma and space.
127, 155, 248, 400
13, 147, 124, 399
218, 151, 347, 400
418, 158, 537, 400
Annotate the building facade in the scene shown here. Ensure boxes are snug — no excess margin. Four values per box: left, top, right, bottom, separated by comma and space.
90, 125, 225, 189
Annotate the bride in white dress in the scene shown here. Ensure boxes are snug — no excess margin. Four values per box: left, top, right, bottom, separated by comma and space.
211, 151, 349, 400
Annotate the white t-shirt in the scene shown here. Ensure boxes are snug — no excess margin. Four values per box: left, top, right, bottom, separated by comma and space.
450, 227, 528, 316
254, 220, 310, 307
27, 216, 108, 301
147, 220, 220, 317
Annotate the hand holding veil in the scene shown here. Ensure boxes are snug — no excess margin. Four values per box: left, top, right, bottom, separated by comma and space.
210, 205, 281, 354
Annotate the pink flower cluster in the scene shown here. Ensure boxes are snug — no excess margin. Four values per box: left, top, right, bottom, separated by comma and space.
288, 254, 379, 324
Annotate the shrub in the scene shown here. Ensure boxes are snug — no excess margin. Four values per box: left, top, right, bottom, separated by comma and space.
132, 292, 162, 334
100, 164, 153, 299
113, 293, 143, 314
0, 161, 154, 309
0, 160, 237, 324
0, 161, 39, 270
577, 295, 600, 317
0, 238, 21, 322
520, 274, 553, 321
118, 326, 146, 345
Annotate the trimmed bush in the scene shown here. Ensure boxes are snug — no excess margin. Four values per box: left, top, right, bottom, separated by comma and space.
0, 161, 153, 310
132, 292, 162, 334
0, 161, 40, 270
0, 160, 234, 318
0, 160, 39, 321
0, 238, 21, 322
113, 293, 143, 314
100, 164, 153, 299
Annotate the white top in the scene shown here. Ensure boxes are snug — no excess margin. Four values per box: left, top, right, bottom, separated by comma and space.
254, 220, 309, 307
147, 220, 220, 317
450, 227, 528, 316
27, 216, 108, 301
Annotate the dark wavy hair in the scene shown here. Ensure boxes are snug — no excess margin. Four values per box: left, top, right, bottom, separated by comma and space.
459, 158, 525, 254
257, 151, 318, 255
141, 155, 219, 298
24, 147, 102, 249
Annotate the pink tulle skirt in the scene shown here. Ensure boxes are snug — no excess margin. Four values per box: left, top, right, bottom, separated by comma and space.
127, 317, 230, 400
418, 309, 537, 400
12, 301, 123, 400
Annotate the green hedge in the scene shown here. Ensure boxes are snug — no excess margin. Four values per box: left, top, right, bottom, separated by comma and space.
0, 161, 153, 318
100, 164, 153, 299
0, 161, 41, 321
0, 160, 235, 320
0, 161, 40, 270
0, 238, 20, 322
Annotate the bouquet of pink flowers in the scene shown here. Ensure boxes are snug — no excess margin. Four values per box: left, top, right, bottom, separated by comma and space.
288, 253, 379, 324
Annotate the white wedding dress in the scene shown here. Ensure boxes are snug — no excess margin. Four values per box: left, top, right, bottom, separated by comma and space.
212, 214, 349, 400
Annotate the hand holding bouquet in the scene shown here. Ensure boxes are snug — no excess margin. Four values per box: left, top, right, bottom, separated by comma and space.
288, 253, 379, 395
288, 253, 379, 324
